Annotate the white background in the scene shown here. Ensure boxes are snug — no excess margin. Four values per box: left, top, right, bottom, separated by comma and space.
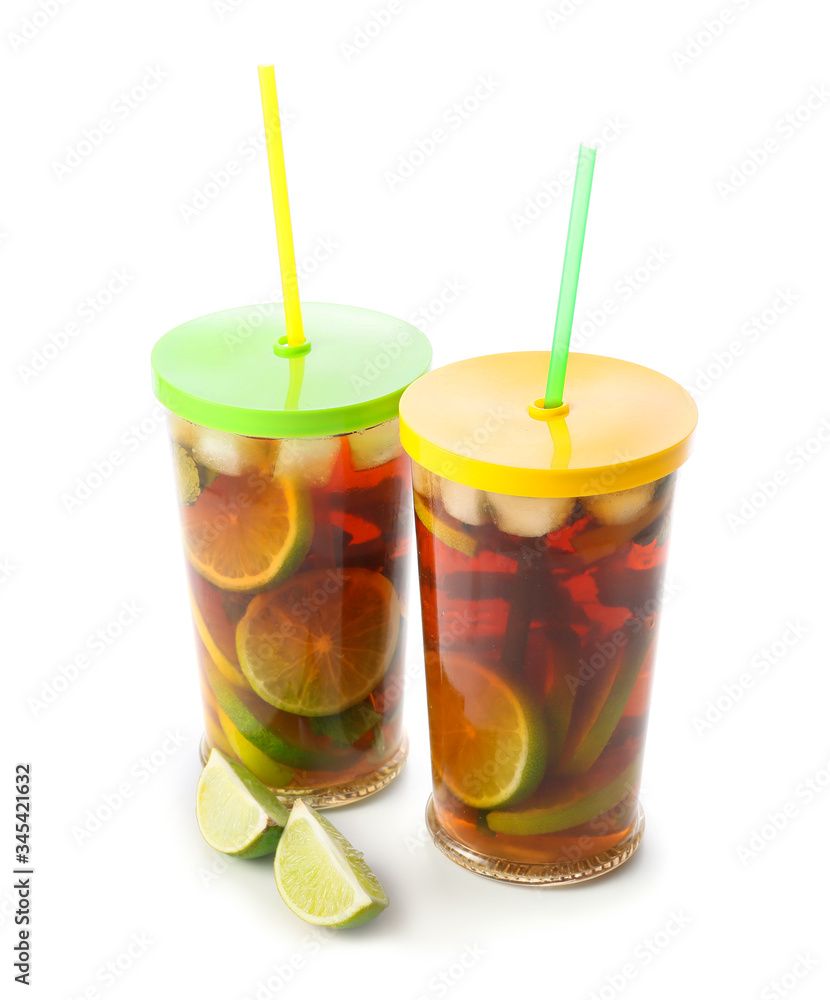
4, 0, 829, 997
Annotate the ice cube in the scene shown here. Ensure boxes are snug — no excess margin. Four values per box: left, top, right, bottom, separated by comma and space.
168, 414, 196, 448
273, 437, 341, 489
486, 493, 574, 537
191, 427, 271, 478
411, 461, 435, 500
348, 418, 404, 472
440, 479, 490, 526
583, 483, 655, 525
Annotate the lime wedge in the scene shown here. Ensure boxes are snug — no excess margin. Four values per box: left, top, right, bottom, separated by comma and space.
275, 800, 388, 928
196, 748, 289, 858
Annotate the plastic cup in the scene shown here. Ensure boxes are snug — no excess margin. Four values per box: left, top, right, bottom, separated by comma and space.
400, 351, 697, 883
152, 302, 431, 807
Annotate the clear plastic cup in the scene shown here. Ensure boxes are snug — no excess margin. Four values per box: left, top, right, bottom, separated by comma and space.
153, 302, 431, 807
400, 351, 696, 882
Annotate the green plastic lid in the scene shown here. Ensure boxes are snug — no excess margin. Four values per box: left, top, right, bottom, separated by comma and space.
151, 302, 432, 438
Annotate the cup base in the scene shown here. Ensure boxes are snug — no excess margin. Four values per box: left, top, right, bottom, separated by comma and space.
425, 796, 645, 886
199, 731, 408, 810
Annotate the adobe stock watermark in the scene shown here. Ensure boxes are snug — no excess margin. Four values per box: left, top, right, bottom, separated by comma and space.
510, 117, 628, 235
28, 601, 145, 716
736, 754, 830, 864
340, 0, 419, 63
727, 417, 830, 532
385, 75, 501, 191
51, 66, 170, 181
760, 954, 819, 1000
683, 287, 798, 399
716, 85, 830, 202
691, 620, 808, 736
587, 911, 692, 1000
545, 0, 595, 31
671, 0, 761, 73
18, 268, 134, 386
68, 932, 152, 1000
0, 556, 18, 586
241, 568, 347, 663
435, 405, 515, 481
349, 325, 420, 392
61, 405, 167, 513
403, 819, 431, 854
414, 944, 488, 1000
240, 928, 335, 1000
197, 851, 243, 888
408, 277, 466, 331
221, 236, 341, 352
177, 114, 295, 223
7, 0, 74, 53
570, 246, 671, 349
212, 0, 251, 20
70, 731, 187, 846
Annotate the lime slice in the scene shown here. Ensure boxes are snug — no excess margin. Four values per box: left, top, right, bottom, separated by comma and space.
487, 753, 643, 836
217, 706, 295, 788
182, 474, 312, 593
196, 748, 289, 858
558, 624, 655, 776
431, 654, 546, 809
237, 569, 400, 717
203, 655, 339, 772
274, 800, 388, 927
414, 493, 478, 557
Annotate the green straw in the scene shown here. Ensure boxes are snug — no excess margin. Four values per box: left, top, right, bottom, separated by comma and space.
544, 144, 597, 409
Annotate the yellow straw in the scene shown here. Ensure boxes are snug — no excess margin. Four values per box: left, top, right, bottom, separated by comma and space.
258, 65, 306, 348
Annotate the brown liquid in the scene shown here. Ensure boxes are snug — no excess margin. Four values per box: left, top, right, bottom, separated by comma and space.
416, 474, 674, 866
180, 431, 412, 791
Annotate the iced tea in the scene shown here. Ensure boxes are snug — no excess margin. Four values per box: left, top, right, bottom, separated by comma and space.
413, 465, 675, 880
170, 414, 411, 807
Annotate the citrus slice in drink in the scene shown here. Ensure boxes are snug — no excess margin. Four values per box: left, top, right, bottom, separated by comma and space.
431, 653, 546, 809
203, 656, 341, 772
414, 493, 478, 558
486, 751, 643, 836
190, 580, 247, 687
217, 706, 295, 788
236, 569, 400, 717
182, 474, 311, 592
196, 748, 289, 858
274, 799, 388, 928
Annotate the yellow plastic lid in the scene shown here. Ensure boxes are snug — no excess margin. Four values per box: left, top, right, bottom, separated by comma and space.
399, 352, 697, 498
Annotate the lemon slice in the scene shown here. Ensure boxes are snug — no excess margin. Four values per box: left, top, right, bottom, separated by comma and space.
414, 492, 478, 557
